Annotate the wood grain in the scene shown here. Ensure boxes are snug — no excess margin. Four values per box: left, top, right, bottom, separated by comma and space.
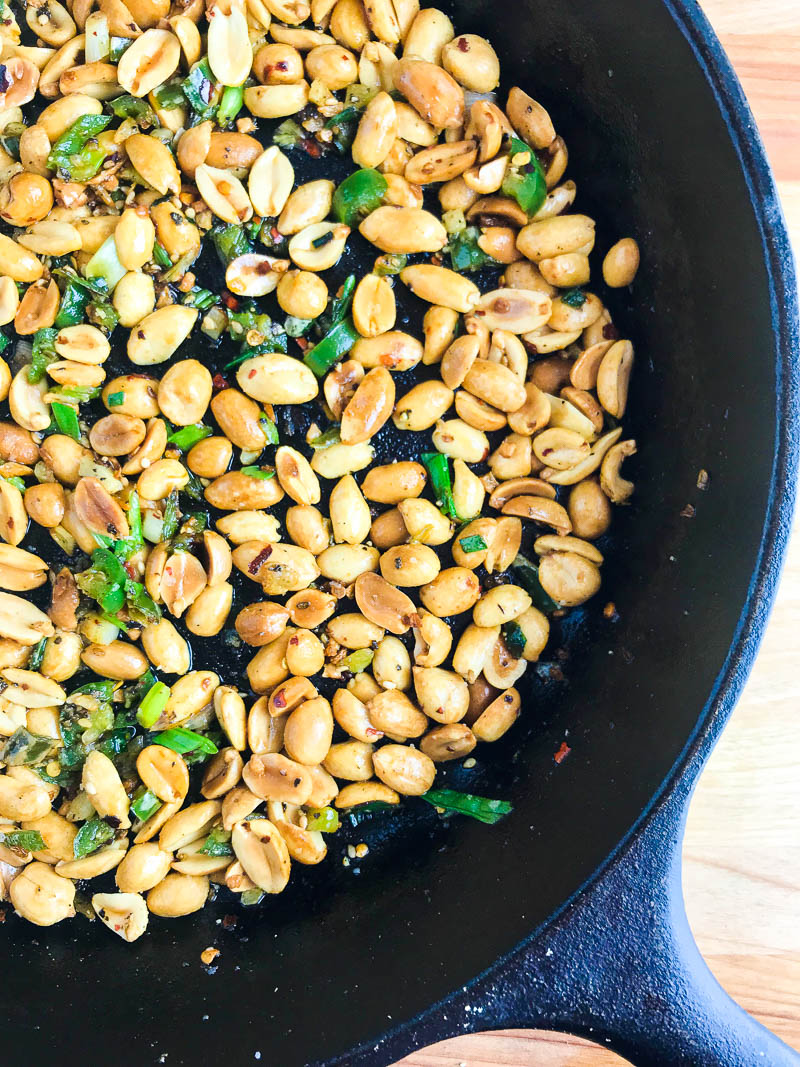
395, 2, 800, 1063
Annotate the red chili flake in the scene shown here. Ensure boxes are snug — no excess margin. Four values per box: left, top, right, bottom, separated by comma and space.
273, 689, 286, 708
301, 138, 322, 158
289, 635, 299, 645
457, 36, 469, 51
554, 741, 571, 764
124, 561, 137, 580
248, 368, 257, 378
221, 290, 239, 311
247, 546, 273, 575
222, 914, 238, 929
295, 337, 311, 351
212, 373, 229, 392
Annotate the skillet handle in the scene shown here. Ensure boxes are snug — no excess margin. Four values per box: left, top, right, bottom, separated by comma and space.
479, 774, 800, 1066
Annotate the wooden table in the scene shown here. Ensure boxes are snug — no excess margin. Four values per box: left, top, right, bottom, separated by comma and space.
397, 1, 800, 1062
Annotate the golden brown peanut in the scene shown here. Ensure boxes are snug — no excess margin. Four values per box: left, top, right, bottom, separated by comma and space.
206, 133, 262, 172
285, 504, 331, 554
405, 139, 478, 186
127, 305, 197, 366
91, 892, 148, 941
9, 861, 75, 926
275, 446, 321, 506
362, 461, 426, 503
328, 475, 370, 545
82, 749, 130, 827
366, 689, 426, 739
235, 602, 290, 647
283, 696, 333, 765
305, 43, 357, 88
472, 688, 521, 742
201, 748, 244, 799
115, 207, 156, 271
567, 478, 612, 540
323, 740, 374, 781
205, 470, 284, 511
277, 270, 328, 319
88, 414, 146, 457
81, 640, 148, 681
141, 618, 191, 676
441, 33, 499, 91
454, 624, 498, 685
432, 418, 489, 463
326, 612, 384, 649
440, 335, 480, 389
278, 179, 335, 235
285, 589, 336, 630
147, 872, 209, 917
285, 629, 325, 677
231, 818, 291, 893
185, 582, 233, 637
317, 543, 379, 584
243, 752, 312, 804
379, 543, 440, 587
116, 843, 172, 894
372, 744, 435, 795
237, 352, 318, 405
596, 340, 634, 419
340, 367, 395, 445
24, 483, 64, 530
538, 550, 602, 607
0, 774, 52, 821
113, 271, 156, 326
393, 380, 453, 432
186, 436, 232, 479
117, 29, 181, 97
539, 252, 591, 288
412, 665, 468, 723
506, 86, 556, 149
420, 566, 480, 617
603, 238, 640, 288
351, 330, 422, 372
157, 359, 212, 426
267, 676, 318, 718
392, 57, 463, 128
354, 572, 417, 635
420, 723, 476, 762
400, 264, 479, 313
517, 215, 596, 262
422, 305, 459, 365
0, 172, 53, 227
253, 42, 305, 84
137, 745, 189, 804
351, 274, 397, 338
244, 81, 310, 119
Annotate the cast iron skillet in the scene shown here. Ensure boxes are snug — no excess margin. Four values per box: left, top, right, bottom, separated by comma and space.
1, 0, 799, 1064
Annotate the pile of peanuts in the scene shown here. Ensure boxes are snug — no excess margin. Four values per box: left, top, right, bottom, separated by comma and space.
0, 0, 640, 939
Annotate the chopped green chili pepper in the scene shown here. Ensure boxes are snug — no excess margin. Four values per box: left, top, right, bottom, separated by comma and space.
28, 637, 47, 670
561, 287, 587, 308
182, 59, 220, 123
130, 786, 162, 822
308, 425, 341, 449
259, 414, 279, 445
107, 391, 124, 407
181, 287, 217, 310
273, 118, 304, 148
152, 79, 186, 110
501, 135, 547, 215
86, 298, 119, 333
50, 401, 80, 441
124, 579, 161, 625
345, 800, 399, 826
344, 648, 373, 674
421, 452, 458, 520
374, 253, 407, 276
109, 36, 133, 62
284, 315, 313, 337
217, 84, 244, 127
73, 817, 115, 858
333, 168, 388, 227
152, 241, 172, 269
305, 807, 340, 833
210, 222, 253, 268
241, 466, 275, 480
136, 681, 171, 728
0, 727, 57, 766
458, 534, 488, 553
503, 620, 527, 658
54, 281, 89, 327
327, 274, 356, 328
76, 546, 128, 613
449, 225, 493, 273
46, 114, 112, 181
2, 475, 25, 492
171, 513, 207, 553
84, 235, 127, 292
304, 317, 359, 377
50, 384, 101, 403
161, 490, 181, 540
154, 727, 218, 756
421, 788, 512, 825
167, 423, 212, 450
107, 94, 157, 125
0, 829, 45, 852
0, 331, 9, 354
311, 230, 334, 248
200, 826, 233, 856
71, 679, 119, 701
27, 327, 58, 383
511, 552, 560, 614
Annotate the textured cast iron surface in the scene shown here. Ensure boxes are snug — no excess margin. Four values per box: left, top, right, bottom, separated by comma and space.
1, 0, 798, 1064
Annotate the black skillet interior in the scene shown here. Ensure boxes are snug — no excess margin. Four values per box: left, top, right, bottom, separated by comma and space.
0, 0, 787, 1064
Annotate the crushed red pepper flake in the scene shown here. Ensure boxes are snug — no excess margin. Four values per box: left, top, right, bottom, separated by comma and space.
554, 741, 571, 764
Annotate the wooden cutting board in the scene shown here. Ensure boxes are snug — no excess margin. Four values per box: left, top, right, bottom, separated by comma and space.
396, 1, 800, 1062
